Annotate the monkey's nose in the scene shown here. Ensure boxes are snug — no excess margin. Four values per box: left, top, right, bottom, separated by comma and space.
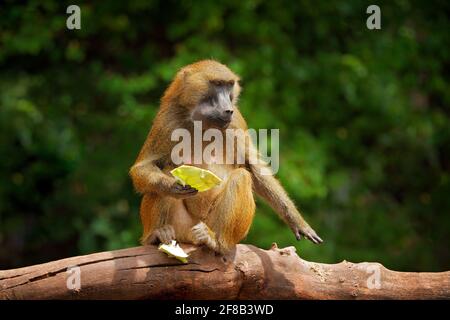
217, 111, 233, 127
222, 110, 233, 122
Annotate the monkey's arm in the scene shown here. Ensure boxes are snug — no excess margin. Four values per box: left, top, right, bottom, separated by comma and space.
129, 157, 197, 198
247, 161, 323, 244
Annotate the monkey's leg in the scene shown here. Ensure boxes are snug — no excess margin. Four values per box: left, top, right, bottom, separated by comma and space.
167, 198, 198, 243
191, 168, 256, 253
140, 194, 176, 245
141, 193, 198, 245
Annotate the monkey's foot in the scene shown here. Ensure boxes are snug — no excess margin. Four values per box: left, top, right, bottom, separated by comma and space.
191, 222, 217, 250
146, 225, 176, 245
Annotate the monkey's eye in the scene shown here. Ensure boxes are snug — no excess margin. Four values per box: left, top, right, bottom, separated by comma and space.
229, 93, 234, 101
202, 94, 215, 104
210, 80, 223, 86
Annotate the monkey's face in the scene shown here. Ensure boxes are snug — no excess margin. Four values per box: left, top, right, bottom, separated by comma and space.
191, 80, 235, 130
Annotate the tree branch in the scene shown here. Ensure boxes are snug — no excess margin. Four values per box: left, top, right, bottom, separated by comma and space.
1, 244, 449, 299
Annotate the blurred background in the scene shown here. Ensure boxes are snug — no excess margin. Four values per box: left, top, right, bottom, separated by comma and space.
0, 0, 449, 271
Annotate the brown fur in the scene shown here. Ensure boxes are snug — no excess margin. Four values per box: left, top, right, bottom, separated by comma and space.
130, 60, 322, 254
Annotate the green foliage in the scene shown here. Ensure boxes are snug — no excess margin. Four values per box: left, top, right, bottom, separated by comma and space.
0, 0, 448, 271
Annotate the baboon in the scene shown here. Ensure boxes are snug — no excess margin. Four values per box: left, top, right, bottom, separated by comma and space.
130, 60, 322, 254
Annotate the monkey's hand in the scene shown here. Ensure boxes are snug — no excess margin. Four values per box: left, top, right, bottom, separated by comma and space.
191, 222, 218, 251
167, 181, 198, 199
293, 223, 323, 245
145, 225, 176, 245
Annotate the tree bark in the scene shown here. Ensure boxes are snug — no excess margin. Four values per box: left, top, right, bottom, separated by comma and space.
0, 244, 449, 300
